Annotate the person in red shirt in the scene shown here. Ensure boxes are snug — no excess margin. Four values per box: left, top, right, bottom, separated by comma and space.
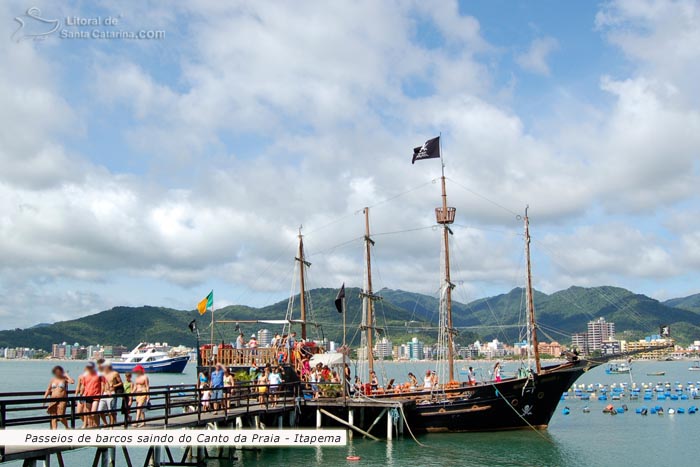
82, 363, 105, 428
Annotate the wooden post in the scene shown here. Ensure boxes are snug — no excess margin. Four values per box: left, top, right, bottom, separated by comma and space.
107, 447, 116, 467
363, 207, 374, 376
316, 409, 322, 428
524, 207, 542, 373
365, 408, 388, 435
348, 409, 354, 439
438, 173, 455, 382
386, 411, 393, 440
297, 229, 308, 340
153, 446, 162, 467
318, 409, 380, 441
99, 448, 109, 467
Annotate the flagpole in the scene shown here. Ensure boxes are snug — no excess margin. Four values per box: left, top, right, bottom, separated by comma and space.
343, 294, 347, 349
210, 292, 214, 364
342, 294, 347, 402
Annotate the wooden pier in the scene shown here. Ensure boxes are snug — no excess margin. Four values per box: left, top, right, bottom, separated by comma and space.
0, 381, 417, 467
0, 382, 299, 467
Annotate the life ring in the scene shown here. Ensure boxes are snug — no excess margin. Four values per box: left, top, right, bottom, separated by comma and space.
346, 456, 361, 461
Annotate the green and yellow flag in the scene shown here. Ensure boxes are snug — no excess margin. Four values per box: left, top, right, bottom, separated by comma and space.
197, 290, 213, 315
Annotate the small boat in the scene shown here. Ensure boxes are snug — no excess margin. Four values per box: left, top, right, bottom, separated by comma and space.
606, 362, 631, 374
689, 361, 700, 371
647, 371, 666, 376
111, 343, 189, 373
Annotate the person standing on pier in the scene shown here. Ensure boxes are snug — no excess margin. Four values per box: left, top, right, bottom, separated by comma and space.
223, 367, 234, 410
257, 366, 270, 406
286, 331, 296, 364
210, 363, 224, 414
104, 362, 124, 426
82, 363, 105, 428
133, 365, 150, 427
96, 360, 110, 426
44, 366, 74, 429
123, 372, 133, 423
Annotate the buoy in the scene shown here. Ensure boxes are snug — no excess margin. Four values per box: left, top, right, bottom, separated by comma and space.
562, 407, 570, 415
346, 456, 361, 461
582, 406, 590, 413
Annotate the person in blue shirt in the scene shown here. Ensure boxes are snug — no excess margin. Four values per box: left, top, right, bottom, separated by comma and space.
210, 364, 225, 414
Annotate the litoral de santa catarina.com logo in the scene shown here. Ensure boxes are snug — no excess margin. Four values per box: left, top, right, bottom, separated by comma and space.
12, 7, 165, 42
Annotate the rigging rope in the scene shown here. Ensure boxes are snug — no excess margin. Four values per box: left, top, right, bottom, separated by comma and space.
446, 177, 520, 217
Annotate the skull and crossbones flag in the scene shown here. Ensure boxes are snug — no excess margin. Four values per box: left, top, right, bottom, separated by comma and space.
412, 136, 441, 164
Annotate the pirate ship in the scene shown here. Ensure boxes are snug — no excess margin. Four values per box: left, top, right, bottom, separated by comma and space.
346, 137, 600, 432
195, 135, 636, 433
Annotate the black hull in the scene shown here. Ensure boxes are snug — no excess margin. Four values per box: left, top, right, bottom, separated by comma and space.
407, 360, 593, 432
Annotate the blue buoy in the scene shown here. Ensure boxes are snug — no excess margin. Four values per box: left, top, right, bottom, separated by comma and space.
650, 408, 657, 414
616, 407, 625, 414
677, 408, 685, 414
562, 407, 570, 415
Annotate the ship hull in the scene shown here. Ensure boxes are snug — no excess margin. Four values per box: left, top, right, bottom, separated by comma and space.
111, 355, 190, 374
407, 361, 592, 432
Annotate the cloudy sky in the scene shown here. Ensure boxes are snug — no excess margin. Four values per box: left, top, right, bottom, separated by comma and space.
1, 0, 699, 329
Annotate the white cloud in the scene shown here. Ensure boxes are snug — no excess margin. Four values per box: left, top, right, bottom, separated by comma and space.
516, 37, 559, 75
2, 0, 700, 329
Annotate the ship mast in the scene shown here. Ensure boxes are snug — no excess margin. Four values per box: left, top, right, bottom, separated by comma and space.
296, 228, 310, 340
361, 207, 378, 377
436, 164, 456, 382
524, 207, 542, 373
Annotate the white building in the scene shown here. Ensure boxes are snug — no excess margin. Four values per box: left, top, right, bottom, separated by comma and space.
257, 329, 272, 347
374, 337, 393, 359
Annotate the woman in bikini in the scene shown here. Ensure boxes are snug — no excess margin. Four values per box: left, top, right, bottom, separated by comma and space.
133, 365, 150, 427
223, 367, 235, 409
44, 366, 74, 429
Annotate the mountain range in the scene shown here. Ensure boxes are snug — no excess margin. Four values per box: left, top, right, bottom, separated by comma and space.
2, 286, 700, 351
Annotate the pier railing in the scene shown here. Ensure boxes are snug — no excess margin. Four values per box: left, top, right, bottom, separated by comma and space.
0, 381, 300, 461
200, 347, 279, 367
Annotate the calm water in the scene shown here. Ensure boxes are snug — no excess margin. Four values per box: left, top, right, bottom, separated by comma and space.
2, 359, 700, 466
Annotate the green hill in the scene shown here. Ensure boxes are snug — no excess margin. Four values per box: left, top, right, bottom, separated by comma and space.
2, 286, 700, 351
664, 293, 700, 313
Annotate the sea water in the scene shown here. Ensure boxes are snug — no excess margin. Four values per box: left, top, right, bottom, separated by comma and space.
1, 359, 700, 466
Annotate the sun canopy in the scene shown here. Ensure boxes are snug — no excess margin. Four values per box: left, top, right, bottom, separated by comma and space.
309, 353, 346, 367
